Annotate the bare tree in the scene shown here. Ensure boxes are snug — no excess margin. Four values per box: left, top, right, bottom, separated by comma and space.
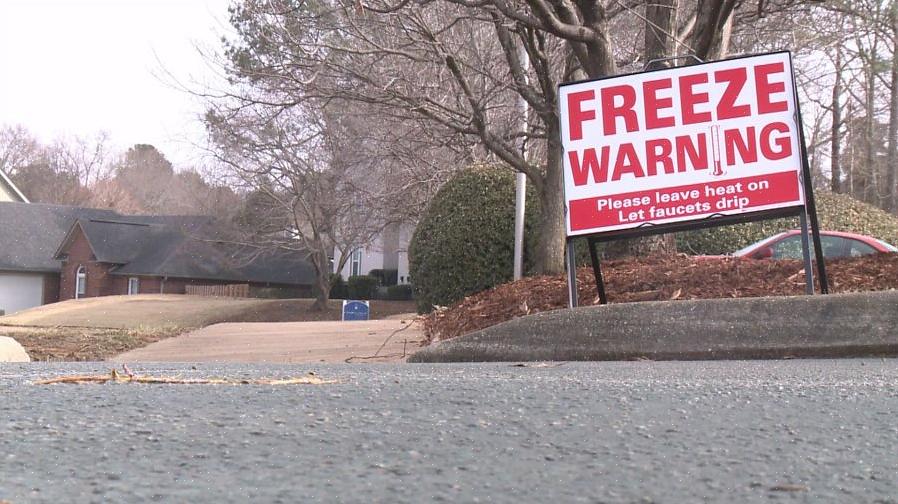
0, 126, 113, 205
0, 125, 42, 178
205, 95, 391, 309
212, 0, 755, 272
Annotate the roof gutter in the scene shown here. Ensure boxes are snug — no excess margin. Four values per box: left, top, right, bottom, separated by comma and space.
0, 169, 30, 203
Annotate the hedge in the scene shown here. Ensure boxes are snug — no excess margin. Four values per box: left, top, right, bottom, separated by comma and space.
347, 275, 379, 300
384, 284, 414, 301
369, 269, 399, 287
677, 192, 898, 255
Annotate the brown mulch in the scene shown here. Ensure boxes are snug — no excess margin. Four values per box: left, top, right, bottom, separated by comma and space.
423, 253, 898, 343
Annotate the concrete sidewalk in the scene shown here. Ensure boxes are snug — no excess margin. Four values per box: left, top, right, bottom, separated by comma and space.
409, 291, 898, 363
114, 319, 423, 364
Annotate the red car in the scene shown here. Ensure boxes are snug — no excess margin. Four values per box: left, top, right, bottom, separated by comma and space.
730, 230, 898, 260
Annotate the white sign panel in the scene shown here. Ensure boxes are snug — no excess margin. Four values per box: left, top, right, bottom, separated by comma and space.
559, 52, 805, 237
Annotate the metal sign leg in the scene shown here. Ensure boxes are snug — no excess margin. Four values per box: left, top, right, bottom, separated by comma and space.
798, 211, 815, 295
587, 237, 607, 305
806, 202, 829, 294
795, 88, 830, 294
566, 239, 578, 308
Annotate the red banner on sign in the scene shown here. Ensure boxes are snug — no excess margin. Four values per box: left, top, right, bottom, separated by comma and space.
568, 170, 801, 232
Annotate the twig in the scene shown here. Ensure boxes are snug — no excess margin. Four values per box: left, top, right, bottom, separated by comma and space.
34, 366, 336, 385
344, 320, 418, 362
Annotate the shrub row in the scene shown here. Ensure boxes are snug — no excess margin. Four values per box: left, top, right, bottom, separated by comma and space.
676, 192, 898, 255
329, 274, 414, 301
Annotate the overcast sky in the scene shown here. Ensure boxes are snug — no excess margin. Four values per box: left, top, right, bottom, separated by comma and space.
0, 0, 232, 169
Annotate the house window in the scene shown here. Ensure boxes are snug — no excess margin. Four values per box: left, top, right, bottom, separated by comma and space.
351, 248, 363, 277
128, 277, 140, 295
75, 266, 86, 299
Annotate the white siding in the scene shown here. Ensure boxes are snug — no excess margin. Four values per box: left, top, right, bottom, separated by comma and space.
0, 273, 44, 315
333, 223, 414, 283
335, 246, 384, 279
397, 250, 410, 284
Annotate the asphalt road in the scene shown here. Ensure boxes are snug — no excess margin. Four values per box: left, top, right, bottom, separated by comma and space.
2, 360, 897, 503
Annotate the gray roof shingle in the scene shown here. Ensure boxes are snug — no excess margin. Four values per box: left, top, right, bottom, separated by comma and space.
0, 202, 121, 272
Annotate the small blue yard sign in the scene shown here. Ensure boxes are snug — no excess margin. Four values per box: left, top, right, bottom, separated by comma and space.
342, 300, 370, 321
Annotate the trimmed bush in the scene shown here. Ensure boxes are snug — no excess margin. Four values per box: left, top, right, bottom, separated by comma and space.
369, 269, 398, 286
347, 275, 379, 300
384, 284, 414, 301
677, 192, 898, 255
409, 164, 541, 313
329, 274, 349, 299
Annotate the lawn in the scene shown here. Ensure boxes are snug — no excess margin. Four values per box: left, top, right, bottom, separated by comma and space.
0, 295, 417, 361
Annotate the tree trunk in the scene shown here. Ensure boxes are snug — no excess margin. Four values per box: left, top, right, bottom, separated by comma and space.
690, 0, 737, 61
599, 0, 680, 259
888, 6, 898, 212
644, 0, 678, 68
865, 61, 878, 205
831, 49, 843, 194
534, 134, 567, 275
847, 100, 855, 194
310, 246, 331, 311
313, 274, 330, 310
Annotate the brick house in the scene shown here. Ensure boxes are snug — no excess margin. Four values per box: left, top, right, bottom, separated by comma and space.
53, 217, 314, 300
0, 202, 314, 314
1, 203, 121, 314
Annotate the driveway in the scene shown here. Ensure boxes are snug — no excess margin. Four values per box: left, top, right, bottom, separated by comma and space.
112, 318, 423, 363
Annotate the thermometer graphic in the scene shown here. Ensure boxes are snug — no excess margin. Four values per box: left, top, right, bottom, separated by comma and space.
710, 124, 724, 176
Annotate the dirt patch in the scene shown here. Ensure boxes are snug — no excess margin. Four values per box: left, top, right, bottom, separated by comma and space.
4, 326, 180, 362
0, 296, 417, 361
423, 253, 898, 343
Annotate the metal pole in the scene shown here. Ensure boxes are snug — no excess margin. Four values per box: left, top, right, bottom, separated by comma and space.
790, 52, 830, 294
513, 173, 526, 280
798, 211, 815, 295
587, 237, 607, 305
566, 239, 578, 308
513, 41, 529, 280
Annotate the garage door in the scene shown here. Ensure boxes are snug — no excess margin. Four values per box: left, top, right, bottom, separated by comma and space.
0, 273, 44, 315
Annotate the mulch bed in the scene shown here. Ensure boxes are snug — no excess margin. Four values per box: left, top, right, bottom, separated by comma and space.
423, 253, 898, 343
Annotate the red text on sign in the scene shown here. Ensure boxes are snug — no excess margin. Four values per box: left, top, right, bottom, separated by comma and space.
566, 62, 789, 139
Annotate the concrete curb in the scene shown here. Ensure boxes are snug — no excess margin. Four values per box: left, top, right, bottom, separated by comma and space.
0, 336, 31, 363
408, 291, 898, 363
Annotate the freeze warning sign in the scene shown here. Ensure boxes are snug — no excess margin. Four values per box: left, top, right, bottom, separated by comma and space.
559, 52, 805, 237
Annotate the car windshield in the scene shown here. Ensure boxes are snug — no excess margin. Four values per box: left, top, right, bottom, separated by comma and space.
876, 239, 898, 252
732, 232, 789, 257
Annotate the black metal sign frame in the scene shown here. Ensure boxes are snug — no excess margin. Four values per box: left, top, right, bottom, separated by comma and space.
561, 51, 828, 308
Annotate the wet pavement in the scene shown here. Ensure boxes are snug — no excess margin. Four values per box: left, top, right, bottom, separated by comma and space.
2, 360, 897, 503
